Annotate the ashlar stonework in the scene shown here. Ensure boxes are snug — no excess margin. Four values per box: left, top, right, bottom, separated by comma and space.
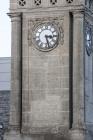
4, 0, 93, 140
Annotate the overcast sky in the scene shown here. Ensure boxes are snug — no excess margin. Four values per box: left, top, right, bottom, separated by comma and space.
0, 0, 11, 57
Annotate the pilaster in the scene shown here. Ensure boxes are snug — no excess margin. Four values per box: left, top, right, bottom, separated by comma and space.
7, 12, 22, 130
70, 11, 86, 140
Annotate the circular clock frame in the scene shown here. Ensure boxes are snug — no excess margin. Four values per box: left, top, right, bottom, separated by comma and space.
32, 22, 60, 52
85, 26, 92, 56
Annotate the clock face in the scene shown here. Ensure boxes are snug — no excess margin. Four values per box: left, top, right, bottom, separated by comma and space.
85, 26, 92, 56
33, 23, 59, 51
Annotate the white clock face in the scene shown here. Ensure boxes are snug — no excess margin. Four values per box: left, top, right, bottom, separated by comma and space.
33, 23, 59, 51
86, 32, 92, 48
85, 26, 92, 56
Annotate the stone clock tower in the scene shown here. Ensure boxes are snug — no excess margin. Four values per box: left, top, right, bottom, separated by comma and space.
4, 0, 93, 140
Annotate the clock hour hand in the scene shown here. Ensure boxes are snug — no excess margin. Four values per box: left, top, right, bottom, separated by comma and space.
53, 35, 57, 37
46, 35, 57, 38
47, 35, 53, 39
46, 35, 57, 39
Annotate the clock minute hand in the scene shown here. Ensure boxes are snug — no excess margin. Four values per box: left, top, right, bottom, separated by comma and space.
45, 35, 50, 48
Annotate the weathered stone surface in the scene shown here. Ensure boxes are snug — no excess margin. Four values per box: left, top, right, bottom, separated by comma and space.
21, 12, 70, 134
4, 0, 93, 140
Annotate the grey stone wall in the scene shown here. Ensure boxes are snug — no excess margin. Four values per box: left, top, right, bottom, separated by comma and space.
85, 47, 93, 123
0, 91, 10, 129
85, 23, 93, 140
85, 53, 93, 140
21, 13, 70, 134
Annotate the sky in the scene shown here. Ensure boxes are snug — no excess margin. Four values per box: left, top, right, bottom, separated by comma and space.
0, 0, 11, 57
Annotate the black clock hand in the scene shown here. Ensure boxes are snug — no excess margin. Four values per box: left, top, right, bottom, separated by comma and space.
45, 35, 50, 48
46, 35, 57, 38
47, 35, 52, 39
45, 35, 57, 39
53, 35, 57, 37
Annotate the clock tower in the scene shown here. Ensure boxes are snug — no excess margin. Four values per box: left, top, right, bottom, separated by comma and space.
4, 0, 93, 140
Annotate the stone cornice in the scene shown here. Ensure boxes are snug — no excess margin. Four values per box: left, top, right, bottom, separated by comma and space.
72, 11, 85, 18
8, 12, 22, 18
7, 12, 22, 22
9, 5, 85, 14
